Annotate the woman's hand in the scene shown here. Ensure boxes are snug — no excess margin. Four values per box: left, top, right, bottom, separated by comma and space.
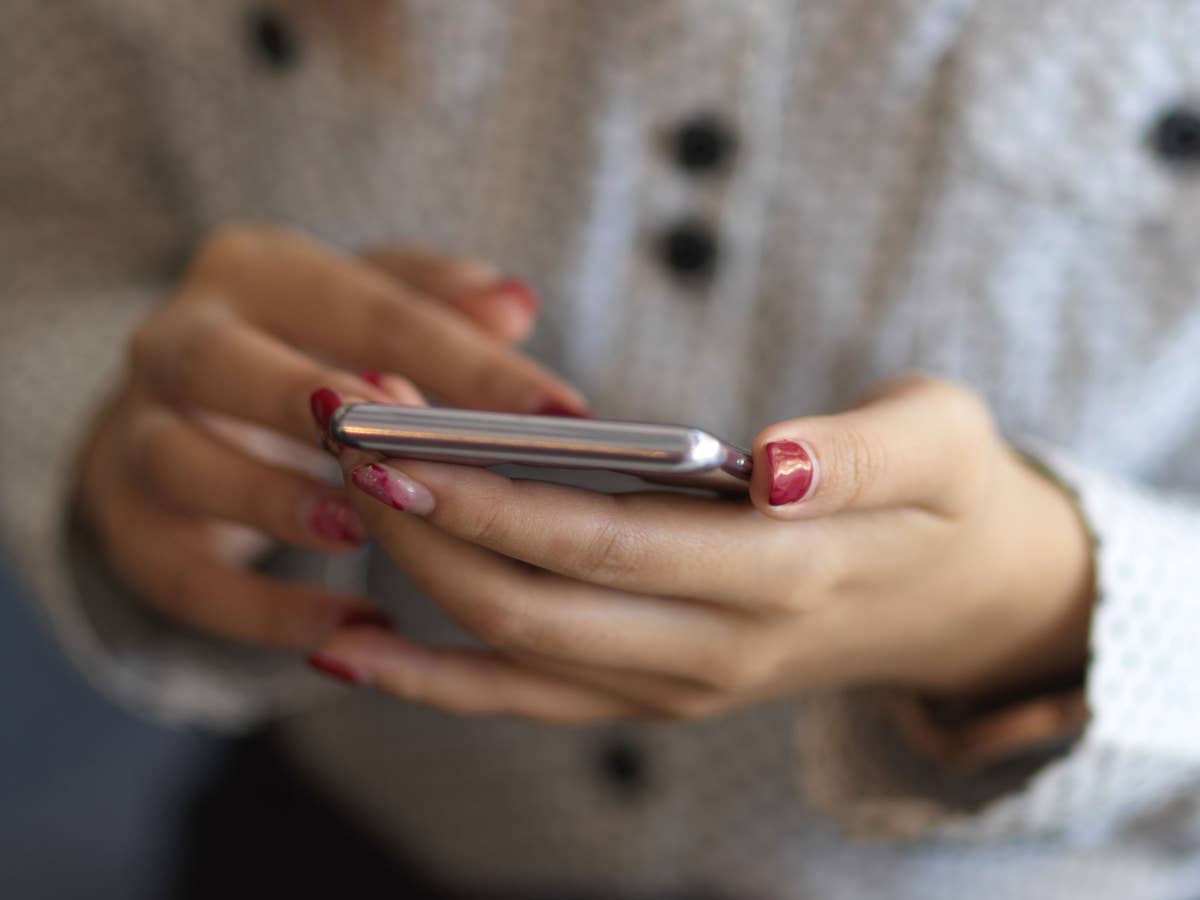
76, 225, 586, 651
312, 374, 1095, 723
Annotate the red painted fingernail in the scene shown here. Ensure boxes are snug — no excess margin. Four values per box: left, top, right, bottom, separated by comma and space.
350, 464, 436, 516
307, 654, 369, 685
765, 440, 817, 506
310, 387, 342, 433
490, 278, 541, 315
339, 609, 394, 630
361, 370, 385, 389
533, 400, 592, 418
308, 497, 367, 545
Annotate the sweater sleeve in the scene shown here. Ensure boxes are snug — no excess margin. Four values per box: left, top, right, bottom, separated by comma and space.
799, 447, 1200, 845
0, 1, 340, 731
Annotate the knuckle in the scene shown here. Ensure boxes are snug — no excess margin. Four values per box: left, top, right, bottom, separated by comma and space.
167, 311, 233, 402
697, 634, 780, 692
700, 651, 759, 693
943, 388, 998, 495
383, 375, 423, 405
799, 529, 845, 594
940, 382, 994, 444
569, 515, 641, 584
358, 280, 399, 321
132, 412, 177, 500
460, 355, 509, 407
894, 374, 993, 444
755, 539, 838, 613
193, 224, 271, 277
134, 305, 231, 403
469, 598, 533, 651
759, 585, 809, 616
834, 424, 887, 508
94, 497, 140, 576
763, 569, 836, 615
448, 257, 500, 285
163, 563, 208, 623
243, 603, 288, 646
243, 474, 293, 537
463, 491, 515, 548
243, 586, 312, 647
914, 379, 997, 494
358, 289, 413, 356
886, 370, 941, 396
397, 655, 489, 716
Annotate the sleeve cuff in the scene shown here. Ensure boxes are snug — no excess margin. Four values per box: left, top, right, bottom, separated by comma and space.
798, 442, 1200, 843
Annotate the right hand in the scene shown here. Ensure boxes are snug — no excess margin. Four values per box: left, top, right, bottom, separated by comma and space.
76, 225, 586, 650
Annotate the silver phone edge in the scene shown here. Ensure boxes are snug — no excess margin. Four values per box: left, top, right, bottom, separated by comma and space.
331, 404, 753, 488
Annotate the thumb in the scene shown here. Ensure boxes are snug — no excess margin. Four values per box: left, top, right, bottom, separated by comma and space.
749, 374, 996, 520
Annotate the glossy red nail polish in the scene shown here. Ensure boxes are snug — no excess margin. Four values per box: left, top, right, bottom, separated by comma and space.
353, 463, 406, 510
491, 278, 541, 315
309, 498, 367, 545
361, 370, 385, 389
533, 400, 592, 418
339, 609, 394, 630
307, 654, 368, 685
766, 440, 816, 506
350, 463, 435, 515
309, 387, 342, 433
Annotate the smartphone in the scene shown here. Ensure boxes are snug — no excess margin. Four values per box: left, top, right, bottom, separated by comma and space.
330, 404, 753, 492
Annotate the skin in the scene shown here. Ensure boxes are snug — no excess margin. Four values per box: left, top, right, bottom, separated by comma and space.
79, 225, 1095, 725
315, 380, 1095, 726
76, 226, 584, 649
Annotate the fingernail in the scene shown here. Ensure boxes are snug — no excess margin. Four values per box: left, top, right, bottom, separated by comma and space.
361, 370, 385, 389
339, 609, 394, 630
765, 440, 818, 506
488, 278, 541, 315
308, 497, 367, 545
307, 654, 370, 685
350, 463, 436, 516
533, 400, 592, 418
310, 387, 342, 434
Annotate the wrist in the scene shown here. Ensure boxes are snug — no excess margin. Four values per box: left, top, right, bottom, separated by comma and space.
940, 450, 1096, 703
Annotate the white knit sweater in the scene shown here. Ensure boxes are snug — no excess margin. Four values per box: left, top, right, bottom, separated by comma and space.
4, 2, 1200, 897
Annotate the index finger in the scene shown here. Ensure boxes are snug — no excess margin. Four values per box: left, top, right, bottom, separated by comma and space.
203, 228, 586, 415
362, 244, 540, 345
346, 459, 833, 606
101, 489, 381, 649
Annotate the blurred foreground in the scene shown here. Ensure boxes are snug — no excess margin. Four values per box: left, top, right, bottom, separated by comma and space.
0, 562, 220, 900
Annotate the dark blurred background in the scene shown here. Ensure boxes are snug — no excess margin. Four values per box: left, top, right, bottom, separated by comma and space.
0, 560, 221, 900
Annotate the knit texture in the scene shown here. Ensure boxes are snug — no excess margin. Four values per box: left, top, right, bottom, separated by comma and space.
4, 2, 1200, 897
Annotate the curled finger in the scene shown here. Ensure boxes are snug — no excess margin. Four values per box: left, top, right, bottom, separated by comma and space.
130, 405, 367, 551
310, 629, 644, 724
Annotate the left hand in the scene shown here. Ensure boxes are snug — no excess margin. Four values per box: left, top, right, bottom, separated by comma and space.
312, 374, 1095, 723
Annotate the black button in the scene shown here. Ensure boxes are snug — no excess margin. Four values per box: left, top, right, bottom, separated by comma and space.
250, 8, 301, 71
671, 112, 738, 174
597, 738, 646, 794
1150, 105, 1200, 168
658, 219, 720, 285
